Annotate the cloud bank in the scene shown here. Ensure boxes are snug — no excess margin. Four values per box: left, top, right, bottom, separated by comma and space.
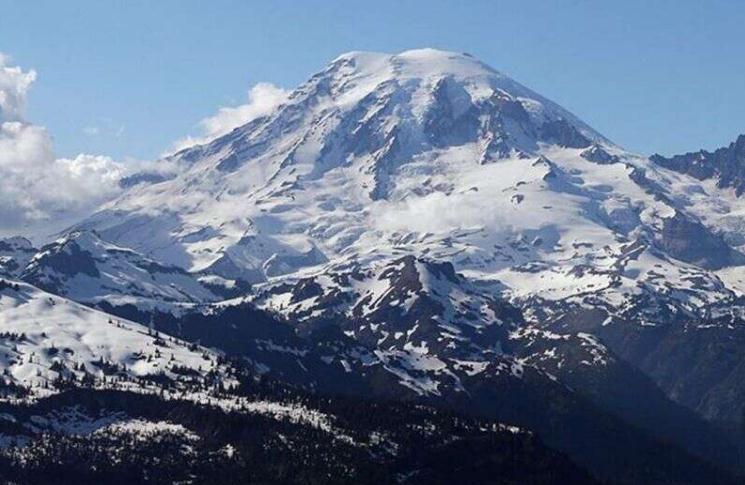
0, 54, 124, 238
171, 82, 288, 152
0, 53, 287, 239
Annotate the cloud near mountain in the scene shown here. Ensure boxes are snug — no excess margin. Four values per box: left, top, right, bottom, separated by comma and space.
0, 53, 289, 238
0, 53, 125, 238
170, 81, 288, 153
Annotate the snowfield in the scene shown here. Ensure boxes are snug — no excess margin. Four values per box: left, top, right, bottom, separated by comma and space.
0, 280, 230, 399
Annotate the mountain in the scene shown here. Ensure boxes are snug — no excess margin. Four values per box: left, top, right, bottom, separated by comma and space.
0, 237, 35, 277
0, 280, 597, 482
75, 49, 743, 314
6, 49, 745, 482
19, 230, 244, 310
75, 48, 614, 279
0, 276, 609, 484
58, 297, 742, 484
70, 48, 745, 417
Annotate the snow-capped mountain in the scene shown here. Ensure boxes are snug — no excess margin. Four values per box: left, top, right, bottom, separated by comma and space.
5, 48, 745, 482
64, 49, 745, 420
75, 49, 616, 280
74, 49, 741, 314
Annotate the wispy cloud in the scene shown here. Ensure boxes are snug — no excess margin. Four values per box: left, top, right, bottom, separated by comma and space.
83, 126, 100, 136
83, 120, 125, 139
170, 82, 288, 153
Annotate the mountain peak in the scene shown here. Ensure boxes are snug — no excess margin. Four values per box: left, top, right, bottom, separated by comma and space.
76, 49, 620, 279
0, 235, 34, 250
304, 48, 608, 150
332, 48, 498, 80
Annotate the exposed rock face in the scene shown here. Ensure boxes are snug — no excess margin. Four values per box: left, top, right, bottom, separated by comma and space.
118, 171, 173, 188
539, 118, 592, 148
0, 236, 36, 276
651, 134, 745, 194
659, 211, 745, 269
580, 144, 621, 164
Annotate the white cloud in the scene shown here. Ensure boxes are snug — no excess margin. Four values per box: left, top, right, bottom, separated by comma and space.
0, 54, 125, 238
0, 53, 289, 238
0, 53, 36, 122
171, 82, 288, 152
373, 191, 508, 234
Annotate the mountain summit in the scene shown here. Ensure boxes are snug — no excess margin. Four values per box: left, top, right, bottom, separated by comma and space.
74, 49, 740, 307
77, 49, 622, 280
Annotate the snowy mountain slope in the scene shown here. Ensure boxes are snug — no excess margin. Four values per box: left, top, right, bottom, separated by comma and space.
247, 256, 737, 467
0, 278, 609, 483
0, 278, 234, 400
74, 49, 613, 276
0, 278, 678, 484
257, 256, 516, 353
19, 230, 239, 310
96, 296, 739, 484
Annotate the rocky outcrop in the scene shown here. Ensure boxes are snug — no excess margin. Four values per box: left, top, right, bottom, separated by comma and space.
651, 134, 745, 195
659, 211, 745, 270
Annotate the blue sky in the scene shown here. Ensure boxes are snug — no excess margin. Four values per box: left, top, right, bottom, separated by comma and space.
1, 0, 744, 161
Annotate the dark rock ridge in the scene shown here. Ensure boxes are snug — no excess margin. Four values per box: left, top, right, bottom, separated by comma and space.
651, 134, 745, 194
659, 211, 745, 270
0, 237, 36, 276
